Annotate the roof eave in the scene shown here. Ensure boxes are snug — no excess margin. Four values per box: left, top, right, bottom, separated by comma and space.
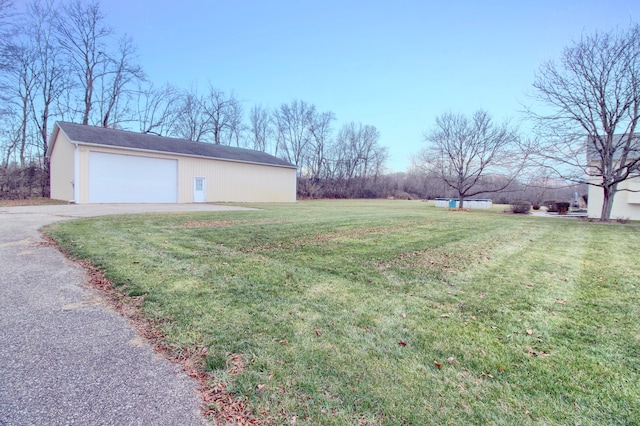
71, 140, 298, 170
45, 123, 62, 158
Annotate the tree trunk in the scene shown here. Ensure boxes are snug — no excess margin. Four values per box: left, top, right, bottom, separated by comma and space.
600, 185, 616, 222
458, 193, 465, 209
83, 78, 93, 125
41, 157, 50, 197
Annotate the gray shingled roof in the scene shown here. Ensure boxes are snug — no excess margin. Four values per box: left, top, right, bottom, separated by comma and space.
586, 134, 640, 163
55, 122, 296, 168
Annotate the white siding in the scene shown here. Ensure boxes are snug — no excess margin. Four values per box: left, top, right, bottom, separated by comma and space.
587, 175, 640, 220
177, 156, 296, 203
69, 145, 295, 203
49, 131, 76, 202
49, 125, 297, 204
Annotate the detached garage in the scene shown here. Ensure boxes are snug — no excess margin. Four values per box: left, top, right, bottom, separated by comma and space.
47, 122, 297, 204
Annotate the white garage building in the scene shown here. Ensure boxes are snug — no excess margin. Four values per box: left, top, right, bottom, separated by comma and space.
47, 122, 297, 204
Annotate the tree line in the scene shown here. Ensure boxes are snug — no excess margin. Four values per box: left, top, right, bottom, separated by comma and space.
1, 0, 637, 220
0, 0, 387, 199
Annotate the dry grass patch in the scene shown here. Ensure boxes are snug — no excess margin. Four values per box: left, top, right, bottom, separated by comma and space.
0, 197, 68, 206
183, 219, 287, 228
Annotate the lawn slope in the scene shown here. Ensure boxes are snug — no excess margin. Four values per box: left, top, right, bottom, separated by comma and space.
46, 200, 640, 425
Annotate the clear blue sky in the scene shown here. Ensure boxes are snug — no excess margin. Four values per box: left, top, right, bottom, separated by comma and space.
102, 0, 639, 172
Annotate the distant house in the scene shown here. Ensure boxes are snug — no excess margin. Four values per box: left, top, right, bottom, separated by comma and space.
46, 122, 297, 204
586, 135, 640, 220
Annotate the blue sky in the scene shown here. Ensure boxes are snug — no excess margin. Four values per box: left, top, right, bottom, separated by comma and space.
102, 0, 639, 171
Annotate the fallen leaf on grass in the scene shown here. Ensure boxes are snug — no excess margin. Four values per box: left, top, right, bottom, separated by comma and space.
398, 341, 407, 347
556, 298, 568, 304
440, 314, 450, 318
447, 357, 455, 364
434, 361, 442, 369
279, 340, 288, 345
526, 346, 551, 357
401, 313, 407, 318
526, 329, 533, 336
315, 328, 322, 337
256, 384, 266, 392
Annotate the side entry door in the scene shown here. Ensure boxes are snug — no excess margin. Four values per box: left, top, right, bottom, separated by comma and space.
194, 177, 206, 203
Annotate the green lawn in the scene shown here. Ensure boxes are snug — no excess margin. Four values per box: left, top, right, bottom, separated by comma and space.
46, 200, 640, 425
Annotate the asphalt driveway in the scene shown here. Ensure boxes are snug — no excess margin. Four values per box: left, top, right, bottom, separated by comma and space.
0, 203, 252, 425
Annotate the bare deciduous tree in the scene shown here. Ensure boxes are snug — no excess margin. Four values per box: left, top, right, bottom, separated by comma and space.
97, 35, 144, 127
226, 94, 244, 147
307, 110, 335, 181
0, 0, 149, 199
136, 82, 181, 136
247, 104, 272, 152
201, 86, 243, 145
273, 99, 315, 170
26, 0, 68, 168
419, 110, 522, 208
311, 121, 388, 198
0, 116, 21, 167
0, 0, 16, 168
334, 122, 383, 181
0, 0, 15, 72
57, 0, 112, 125
529, 24, 640, 221
6, 41, 38, 166
203, 86, 229, 145
173, 88, 210, 142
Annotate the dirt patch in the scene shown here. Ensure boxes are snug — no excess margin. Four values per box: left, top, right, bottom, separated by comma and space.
376, 244, 496, 277
184, 220, 237, 228
240, 224, 412, 253
184, 219, 286, 228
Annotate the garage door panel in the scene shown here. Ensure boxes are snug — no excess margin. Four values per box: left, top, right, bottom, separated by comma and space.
89, 152, 177, 203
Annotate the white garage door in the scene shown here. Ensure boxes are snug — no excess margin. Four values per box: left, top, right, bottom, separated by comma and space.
89, 152, 178, 203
